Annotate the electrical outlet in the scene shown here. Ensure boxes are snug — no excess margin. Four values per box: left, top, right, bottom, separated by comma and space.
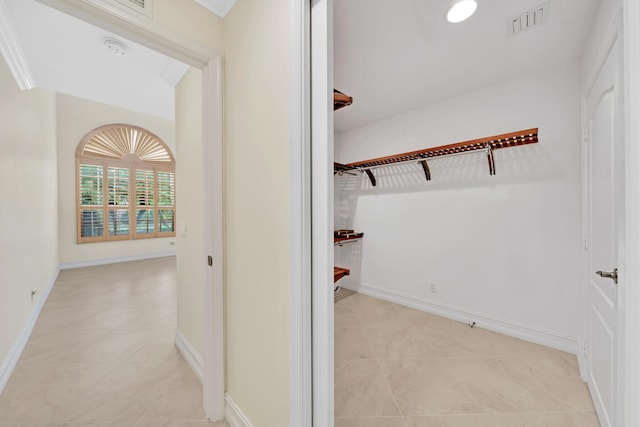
429, 282, 437, 293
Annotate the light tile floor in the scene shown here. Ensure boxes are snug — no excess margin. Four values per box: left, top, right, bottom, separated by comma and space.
334, 292, 601, 427
0, 257, 227, 427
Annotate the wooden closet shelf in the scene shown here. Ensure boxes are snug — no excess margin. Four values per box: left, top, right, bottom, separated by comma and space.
334, 266, 350, 283
334, 233, 364, 245
334, 89, 353, 111
334, 128, 539, 186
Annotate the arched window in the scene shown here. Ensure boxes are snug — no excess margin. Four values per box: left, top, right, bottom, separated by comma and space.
76, 124, 176, 243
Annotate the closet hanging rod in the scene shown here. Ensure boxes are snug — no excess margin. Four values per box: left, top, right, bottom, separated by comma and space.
334, 162, 358, 176
344, 144, 493, 173
334, 239, 361, 247
335, 128, 538, 186
336, 148, 489, 184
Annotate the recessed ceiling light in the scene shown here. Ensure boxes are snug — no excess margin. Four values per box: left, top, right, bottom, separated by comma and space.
447, 0, 478, 23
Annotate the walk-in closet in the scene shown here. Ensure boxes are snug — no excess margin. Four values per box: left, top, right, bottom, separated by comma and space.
331, 1, 619, 426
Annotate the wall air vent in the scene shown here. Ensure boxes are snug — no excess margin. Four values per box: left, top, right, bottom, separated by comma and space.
112, 0, 153, 17
508, 1, 550, 36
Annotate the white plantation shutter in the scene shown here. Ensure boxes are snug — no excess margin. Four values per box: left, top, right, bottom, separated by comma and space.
135, 169, 155, 235
76, 125, 174, 243
156, 171, 176, 234
107, 167, 130, 238
79, 163, 104, 240
79, 164, 103, 206
108, 167, 129, 206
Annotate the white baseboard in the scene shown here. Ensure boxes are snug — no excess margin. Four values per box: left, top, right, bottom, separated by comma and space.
344, 281, 579, 355
0, 268, 59, 394
175, 329, 204, 382
59, 251, 176, 270
225, 394, 255, 427
175, 334, 255, 427
577, 339, 589, 382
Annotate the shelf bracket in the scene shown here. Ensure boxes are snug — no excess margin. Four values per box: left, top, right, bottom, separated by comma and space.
365, 169, 377, 186
486, 144, 496, 176
419, 160, 431, 181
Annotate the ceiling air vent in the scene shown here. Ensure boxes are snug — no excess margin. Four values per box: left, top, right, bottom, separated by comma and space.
112, 0, 153, 17
508, 1, 550, 36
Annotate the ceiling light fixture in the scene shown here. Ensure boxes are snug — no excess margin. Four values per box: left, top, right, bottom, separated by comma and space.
103, 37, 128, 56
447, 0, 478, 23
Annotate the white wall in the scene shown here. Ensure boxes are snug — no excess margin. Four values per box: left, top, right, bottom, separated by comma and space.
56, 93, 176, 266
175, 67, 204, 359
224, 0, 291, 424
0, 58, 58, 376
582, 0, 621, 94
335, 61, 583, 351
153, 0, 224, 54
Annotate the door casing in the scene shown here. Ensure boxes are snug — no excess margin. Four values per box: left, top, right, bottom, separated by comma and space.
310, 0, 335, 426
622, 0, 640, 425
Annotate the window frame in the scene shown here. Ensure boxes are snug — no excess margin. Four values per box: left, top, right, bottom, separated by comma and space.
76, 124, 176, 243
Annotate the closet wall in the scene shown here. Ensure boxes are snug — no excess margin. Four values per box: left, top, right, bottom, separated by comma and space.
335, 60, 582, 351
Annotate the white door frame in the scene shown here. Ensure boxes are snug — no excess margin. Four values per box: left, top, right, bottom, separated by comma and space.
292, 1, 335, 424
202, 55, 225, 420
289, 0, 313, 425
290, 1, 338, 425
622, 1, 640, 426
309, 0, 334, 425
35, 0, 226, 421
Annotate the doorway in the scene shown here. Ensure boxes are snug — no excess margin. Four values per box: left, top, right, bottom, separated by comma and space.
30, 0, 226, 421
310, 1, 639, 426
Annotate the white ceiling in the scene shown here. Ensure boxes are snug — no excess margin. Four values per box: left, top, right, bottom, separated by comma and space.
3, 0, 190, 120
334, 0, 600, 132
2, 0, 598, 127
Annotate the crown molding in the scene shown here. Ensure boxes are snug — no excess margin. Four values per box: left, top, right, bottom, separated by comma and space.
0, 0, 35, 90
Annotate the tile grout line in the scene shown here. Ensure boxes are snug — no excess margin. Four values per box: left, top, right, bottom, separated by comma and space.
369, 308, 410, 427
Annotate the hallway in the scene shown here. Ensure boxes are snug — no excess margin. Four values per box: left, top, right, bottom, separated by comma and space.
0, 257, 225, 426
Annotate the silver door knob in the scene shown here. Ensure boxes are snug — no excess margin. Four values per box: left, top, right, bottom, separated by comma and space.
596, 268, 618, 284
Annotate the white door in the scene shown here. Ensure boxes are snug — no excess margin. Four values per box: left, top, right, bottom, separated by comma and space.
585, 34, 624, 427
